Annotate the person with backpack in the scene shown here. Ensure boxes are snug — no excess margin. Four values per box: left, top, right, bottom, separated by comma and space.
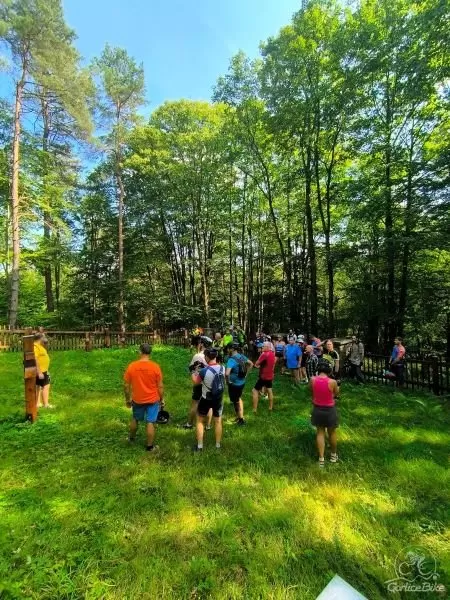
389, 337, 406, 387
252, 341, 276, 413
225, 343, 254, 425
191, 348, 225, 451
183, 337, 212, 430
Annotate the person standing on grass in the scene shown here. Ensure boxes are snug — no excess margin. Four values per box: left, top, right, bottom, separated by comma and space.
275, 336, 286, 373
310, 359, 340, 468
226, 343, 253, 425
34, 333, 53, 409
212, 332, 224, 363
311, 336, 322, 357
252, 341, 276, 413
284, 337, 302, 385
222, 327, 234, 352
305, 344, 319, 382
287, 329, 297, 343
347, 336, 365, 384
390, 337, 406, 387
322, 340, 340, 381
183, 337, 212, 430
124, 344, 164, 452
191, 348, 225, 451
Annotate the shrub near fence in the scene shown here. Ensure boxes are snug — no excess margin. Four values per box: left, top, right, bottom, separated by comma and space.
0, 330, 189, 353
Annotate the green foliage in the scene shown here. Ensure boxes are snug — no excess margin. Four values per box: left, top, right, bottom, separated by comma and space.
0, 0, 449, 348
0, 347, 449, 598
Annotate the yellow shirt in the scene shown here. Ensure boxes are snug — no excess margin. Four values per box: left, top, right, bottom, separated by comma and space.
34, 343, 50, 373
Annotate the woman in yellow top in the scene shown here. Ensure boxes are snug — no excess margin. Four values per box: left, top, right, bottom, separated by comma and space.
34, 333, 53, 408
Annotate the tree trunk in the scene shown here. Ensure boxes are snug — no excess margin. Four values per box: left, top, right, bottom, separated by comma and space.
398, 129, 415, 337
305, 146, 317, 332
116, 171, 125, 332
8, 73, 26, 328
384, 79, 396, 344
41, 93, 55, 312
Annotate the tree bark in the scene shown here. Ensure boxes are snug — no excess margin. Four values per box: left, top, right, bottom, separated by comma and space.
41, 93, 55, 312
384, 76, 396, 344
304, 146, 318, 333
398, 129, 415, 337
8, 69, 26, 328
116, 171, 125, 332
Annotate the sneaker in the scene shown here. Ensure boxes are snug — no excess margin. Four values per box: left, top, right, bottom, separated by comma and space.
205, 425, 212, 431
127, 436, 136, 444
319, 458, 325, 468
193, 445, 203, 452
146, 445, 159, 453
44, 404, 55, 409
237, 418, 246, 426
182, 423, 193, 429
330, 453, 339, 463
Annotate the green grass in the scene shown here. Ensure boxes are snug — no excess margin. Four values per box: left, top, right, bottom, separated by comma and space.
0, 346, 449, 600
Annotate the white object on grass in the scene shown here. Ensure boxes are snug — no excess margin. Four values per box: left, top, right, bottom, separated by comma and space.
316, 575, 367, 600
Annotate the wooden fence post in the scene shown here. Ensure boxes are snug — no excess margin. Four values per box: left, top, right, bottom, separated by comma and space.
23, 334, 37, 422
431, 355, 441, 396
104, 327, 111, 348
85, 332, 92, 352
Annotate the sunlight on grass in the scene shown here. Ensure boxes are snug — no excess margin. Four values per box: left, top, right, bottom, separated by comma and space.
0, 347, 449, 599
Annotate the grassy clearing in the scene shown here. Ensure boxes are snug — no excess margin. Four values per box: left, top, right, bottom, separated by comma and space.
0, 346, 449, 600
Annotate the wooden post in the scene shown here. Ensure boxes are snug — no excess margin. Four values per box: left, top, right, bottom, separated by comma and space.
23, 334, 37, 422
431, 354, 441, 396
85, 332, 92, 352
104, 327, 111, 348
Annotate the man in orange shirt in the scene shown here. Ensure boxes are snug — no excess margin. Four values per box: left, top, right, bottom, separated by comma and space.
124, 344, 164, 451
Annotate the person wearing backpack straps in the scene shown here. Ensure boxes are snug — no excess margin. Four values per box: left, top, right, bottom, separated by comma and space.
191, 348, 225, 451
226, 342, 254, 425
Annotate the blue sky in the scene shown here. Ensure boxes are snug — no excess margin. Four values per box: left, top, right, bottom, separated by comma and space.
63, 0, 301, 114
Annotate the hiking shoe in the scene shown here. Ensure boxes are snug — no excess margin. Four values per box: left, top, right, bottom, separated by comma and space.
330, 453, 339, 464
182, 423, 193, 429
237, 418, 246, 426
193, 445, 203, 452
146, 445, 159, 453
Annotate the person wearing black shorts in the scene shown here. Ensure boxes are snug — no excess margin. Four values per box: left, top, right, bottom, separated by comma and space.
191, 348, 225, 451
252, 342, 276, 413
310, 360, 340, 467
225, 343, 253, 425
183, 337, 212, 430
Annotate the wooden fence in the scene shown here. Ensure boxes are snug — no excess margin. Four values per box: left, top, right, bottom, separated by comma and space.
360, 353, 449, 396
1, 329, 448, 396
0, 329, 189, 353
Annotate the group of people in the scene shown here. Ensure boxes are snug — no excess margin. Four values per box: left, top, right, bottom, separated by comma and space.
123, 337, 340, 466
31, 325, 407, 466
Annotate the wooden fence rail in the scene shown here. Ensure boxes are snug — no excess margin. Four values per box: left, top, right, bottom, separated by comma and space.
0, 330, 189, 353
361, 353, 449, 396
1, 330, 448, 396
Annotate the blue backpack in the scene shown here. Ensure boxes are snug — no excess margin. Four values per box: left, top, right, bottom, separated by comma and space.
206, 366, 225, 399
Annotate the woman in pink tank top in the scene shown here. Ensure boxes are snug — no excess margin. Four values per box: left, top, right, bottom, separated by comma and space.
310, 359, 340, 467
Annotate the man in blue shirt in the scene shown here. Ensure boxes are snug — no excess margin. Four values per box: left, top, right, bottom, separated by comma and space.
225, 343, 254, 425
284, 338, 302, 385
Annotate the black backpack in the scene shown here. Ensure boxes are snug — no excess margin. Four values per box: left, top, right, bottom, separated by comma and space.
206, 366, 225, 399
